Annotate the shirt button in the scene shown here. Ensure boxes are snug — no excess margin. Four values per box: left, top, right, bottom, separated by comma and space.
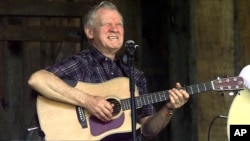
111, 72, 114, 75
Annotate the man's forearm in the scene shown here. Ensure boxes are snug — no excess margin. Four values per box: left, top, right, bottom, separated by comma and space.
142, 105, 174, 137
28, 69, 87, 106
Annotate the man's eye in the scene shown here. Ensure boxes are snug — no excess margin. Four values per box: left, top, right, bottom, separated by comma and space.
101, 23, 111, 26
117, 23, 123, 27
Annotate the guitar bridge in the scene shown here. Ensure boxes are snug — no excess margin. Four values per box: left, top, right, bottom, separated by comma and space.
76, 106, 88, 128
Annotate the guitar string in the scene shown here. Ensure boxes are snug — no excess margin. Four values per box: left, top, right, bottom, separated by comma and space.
108, 81, 213, 113
109, 78, 239, 114
107, 90, 170, 112
108, 82, 214, 111
107, 77, 235, 112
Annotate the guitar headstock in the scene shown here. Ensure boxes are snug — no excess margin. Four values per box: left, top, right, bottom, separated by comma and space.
212, 76, 244, 91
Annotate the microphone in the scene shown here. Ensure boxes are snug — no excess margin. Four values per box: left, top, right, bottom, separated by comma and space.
125, 40, 139, 56
125, 40, 139, 50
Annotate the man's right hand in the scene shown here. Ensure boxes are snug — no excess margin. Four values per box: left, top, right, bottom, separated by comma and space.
84, 95, 114, 122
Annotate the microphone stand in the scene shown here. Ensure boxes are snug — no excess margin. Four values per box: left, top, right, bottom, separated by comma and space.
125, 47, 137, 141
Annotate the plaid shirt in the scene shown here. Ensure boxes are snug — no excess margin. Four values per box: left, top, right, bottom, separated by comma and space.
46, 47, 155, 140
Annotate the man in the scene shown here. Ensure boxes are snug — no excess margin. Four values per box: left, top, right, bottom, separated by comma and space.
28, 1, 189, 140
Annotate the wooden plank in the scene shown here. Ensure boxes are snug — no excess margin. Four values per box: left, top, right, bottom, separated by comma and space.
3, 44, 24, 139
55, 42, 81, 62
194, 0, 235, 141
238, 0, 250, 67
0, 42, 11, 140
0, 0, 95, 17
0, 45, 3, 109
0, 25, 84, 42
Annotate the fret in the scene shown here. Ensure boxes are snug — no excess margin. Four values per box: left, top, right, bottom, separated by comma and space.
163, 92, 167, 101
140, 97, 144, 107
146, 95, 152, 104
160, 91, 168, 101
141, 95, 148, 105
165, 91, 169, 101
201, 83, 207, 91
125, 99, 129, 110
196, 84, 200, 93
127, 99, 131, 109
142, 95, 146, 106
190, 86, 193, 94
208, 82, 213, 91
150, 95, 156, 103
154, 94, 157, 103
193, 85, 198, 94
150, 95, 154, 104
148, 95, 153, 104
186, 86, 192, 94
154, 93, 159, 102
185, 82, 213, 95
137, 97, 142, 108
122, 99, 129, 110
159, 92, 163, 101
202, 82, 212, 92
203, 83, 206, 91
200, 83, 206, 91
149, 95, 153, 104
145, 96, 149, 105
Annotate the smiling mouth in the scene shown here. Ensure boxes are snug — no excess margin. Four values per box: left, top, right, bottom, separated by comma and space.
108, 36, 118, 39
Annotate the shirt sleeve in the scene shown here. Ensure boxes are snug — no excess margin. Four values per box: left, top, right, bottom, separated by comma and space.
45, 55, 86, 80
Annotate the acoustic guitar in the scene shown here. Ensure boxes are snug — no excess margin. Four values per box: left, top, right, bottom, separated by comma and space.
36, 76, 244, 141
227, 88, 250, 140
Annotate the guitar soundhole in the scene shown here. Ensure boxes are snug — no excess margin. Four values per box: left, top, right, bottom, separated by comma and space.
107, 98, 121, 117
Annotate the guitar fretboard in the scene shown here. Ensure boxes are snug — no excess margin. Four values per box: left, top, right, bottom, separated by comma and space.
121, 81, 213, 111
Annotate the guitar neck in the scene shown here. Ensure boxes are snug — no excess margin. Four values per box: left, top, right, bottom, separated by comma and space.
121, 81, 213, 111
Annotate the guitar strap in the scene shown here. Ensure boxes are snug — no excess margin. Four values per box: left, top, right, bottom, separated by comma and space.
25, 112, 45, 140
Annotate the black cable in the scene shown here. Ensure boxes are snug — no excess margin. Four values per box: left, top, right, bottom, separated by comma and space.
207, 115, 228, 141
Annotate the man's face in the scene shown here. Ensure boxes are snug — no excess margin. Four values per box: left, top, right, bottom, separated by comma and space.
86, 8, 124, 53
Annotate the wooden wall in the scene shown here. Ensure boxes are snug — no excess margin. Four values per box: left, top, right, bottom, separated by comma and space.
140, 1, 195, 141
1, 0, 250, 141
194, 0, 250, 141
0, 1, 86, 140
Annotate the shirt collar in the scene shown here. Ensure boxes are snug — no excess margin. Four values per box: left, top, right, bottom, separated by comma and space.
89, 46, 118, 63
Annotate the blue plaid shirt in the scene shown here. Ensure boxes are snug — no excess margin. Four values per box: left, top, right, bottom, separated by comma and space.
45, 47, 155, 140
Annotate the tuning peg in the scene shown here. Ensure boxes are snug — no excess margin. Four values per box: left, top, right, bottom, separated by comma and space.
228, 91, 235, 96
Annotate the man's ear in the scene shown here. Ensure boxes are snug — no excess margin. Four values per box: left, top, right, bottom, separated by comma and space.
84, 27, 93, 39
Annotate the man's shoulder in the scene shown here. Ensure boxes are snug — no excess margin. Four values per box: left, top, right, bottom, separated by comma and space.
72, 49, 93, 61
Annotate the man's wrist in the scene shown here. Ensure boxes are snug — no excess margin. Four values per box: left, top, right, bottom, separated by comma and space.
161, 105, 175, 116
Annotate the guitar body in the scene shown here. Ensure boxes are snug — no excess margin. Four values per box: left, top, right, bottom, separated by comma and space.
227, 88, 250, 140
37, 77, 141, 141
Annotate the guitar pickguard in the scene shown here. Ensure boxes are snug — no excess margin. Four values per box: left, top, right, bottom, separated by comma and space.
89, 113, 125, 136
